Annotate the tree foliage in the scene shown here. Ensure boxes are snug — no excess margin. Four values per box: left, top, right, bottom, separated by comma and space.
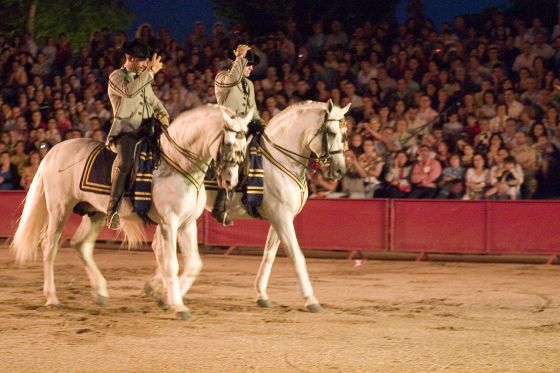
0, 0, 133, 47
211, 0, 400, 35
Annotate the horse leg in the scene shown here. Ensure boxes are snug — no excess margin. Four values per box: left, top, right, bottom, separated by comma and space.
157, 221, 191, 320
272, 218, 321, 312
146, 225, 165, 307
42, 208, 69, 307
177, 221, 203, 297
72, 213, 108, 305
254, 226, 281, 308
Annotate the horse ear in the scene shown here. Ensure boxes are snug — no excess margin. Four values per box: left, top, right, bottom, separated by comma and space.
342, 102, 352, 114
220, 107, 234, 127
242, 108, 254, 130
327, 99, 334, 113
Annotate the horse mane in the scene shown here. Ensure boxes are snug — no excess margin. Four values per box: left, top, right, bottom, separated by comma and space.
268, 101, 326, 129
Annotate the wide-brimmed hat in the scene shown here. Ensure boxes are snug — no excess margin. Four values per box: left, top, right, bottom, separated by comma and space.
121, 39, 152, 60
228, 49, 260, 66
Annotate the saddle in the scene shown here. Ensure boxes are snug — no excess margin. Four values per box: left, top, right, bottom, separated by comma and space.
79, 137, 159, 222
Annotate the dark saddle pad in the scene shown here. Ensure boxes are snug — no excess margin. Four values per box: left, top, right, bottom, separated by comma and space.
79, 144, 116, 195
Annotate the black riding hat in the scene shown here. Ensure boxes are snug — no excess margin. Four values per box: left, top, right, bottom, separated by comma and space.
121, 38, 152, 60
228, 49, 260, 66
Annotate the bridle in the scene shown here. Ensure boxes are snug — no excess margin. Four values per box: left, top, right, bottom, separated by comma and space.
215, 124, 247, 176
261, 111, 347, 170
160, 121, 246, 188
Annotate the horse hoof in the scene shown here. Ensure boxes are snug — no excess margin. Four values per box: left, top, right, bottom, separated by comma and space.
156, 297, 169, 310
95, 295, 109, 306
176, 310, 191, 321
144, 282, 154, 297
257, 299, 271, 308
306, 304, 322, 313
46, 302, 65, 308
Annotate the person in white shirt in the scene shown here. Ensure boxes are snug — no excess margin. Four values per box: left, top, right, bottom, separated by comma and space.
513, 41, 536, 72
503, 89, 524, 119
417, 95, 438, 125
532, 32, 554, 59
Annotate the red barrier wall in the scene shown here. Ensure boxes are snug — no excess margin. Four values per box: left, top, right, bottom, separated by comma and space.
0, 191, 202, 244
487, 201, 560, 254
391, 200, 487, 253
204, 199, 388, 251
3, 191, 560, 256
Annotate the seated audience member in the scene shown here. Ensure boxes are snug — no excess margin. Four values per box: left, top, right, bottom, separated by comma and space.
0, 151, 21, 189
358, 138, 385, 197
383, 151, 412, 198
463, 153, 489, 200
340, 149, 368, 198
10, 140, 27, 175
485, 156, 523, 200
442, 111, 463, 140
437, 153, 465, 199
20, 151, 41, 191
511, 131, 538, 198
409, 145, 442, 198
309, 165, 340, 198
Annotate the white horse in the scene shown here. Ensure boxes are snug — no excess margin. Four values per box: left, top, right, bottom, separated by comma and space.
11, 105, 250, 320
148, 100, 350, 313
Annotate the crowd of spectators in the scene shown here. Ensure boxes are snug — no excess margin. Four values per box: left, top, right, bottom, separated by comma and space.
1, 13, 560, 200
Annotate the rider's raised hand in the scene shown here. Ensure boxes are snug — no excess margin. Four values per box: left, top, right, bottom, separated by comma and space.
148, 53, 163, 75
234, 44, 251, 58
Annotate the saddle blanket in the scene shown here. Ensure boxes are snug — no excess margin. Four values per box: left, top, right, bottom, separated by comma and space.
79, 142, 156, 219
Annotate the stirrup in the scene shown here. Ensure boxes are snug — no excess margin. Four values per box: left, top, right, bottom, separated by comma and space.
221, 211, 233, 226
106, 211, 121, 230
212, 210, 233, 226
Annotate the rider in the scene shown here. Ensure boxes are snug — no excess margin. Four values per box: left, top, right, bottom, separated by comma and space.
213, 44, 265, 225
106, 38, 170, 229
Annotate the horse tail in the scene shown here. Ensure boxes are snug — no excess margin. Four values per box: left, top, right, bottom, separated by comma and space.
120, 218, 146, 250
11, 162, 48, 265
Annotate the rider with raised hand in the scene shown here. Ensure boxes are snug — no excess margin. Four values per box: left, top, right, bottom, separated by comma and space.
106, 39, 170, 230
213, 43, 265, 225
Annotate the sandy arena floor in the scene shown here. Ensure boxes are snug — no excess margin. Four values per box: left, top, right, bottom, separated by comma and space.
0, 246, 559, 372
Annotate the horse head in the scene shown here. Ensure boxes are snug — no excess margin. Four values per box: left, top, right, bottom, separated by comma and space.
216, 107, 251, 189
311, 99, 351, 180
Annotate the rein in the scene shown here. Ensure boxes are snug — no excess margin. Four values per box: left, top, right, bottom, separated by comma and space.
161, 125, 210, 174
160, 121, 244, 188
261, 113, 347, 172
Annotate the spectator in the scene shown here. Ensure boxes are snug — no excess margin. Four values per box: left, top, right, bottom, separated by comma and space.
437, 153, 465, 199
10, 140, 27, 175
463, 153, 489, 200
20, 151, 41, 190
511, 131, 538, 198
409, 145, 442, 198
0, 150, 20, 189
383, 151, 412, 198
486, 155, 523, 200
358, 138, 385, 197
340, 149, 368, 198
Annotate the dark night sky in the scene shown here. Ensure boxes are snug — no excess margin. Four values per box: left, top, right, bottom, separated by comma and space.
124, 0, 507, 41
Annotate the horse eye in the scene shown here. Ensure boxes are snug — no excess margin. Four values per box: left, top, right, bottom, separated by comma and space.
236, 132, 244, 139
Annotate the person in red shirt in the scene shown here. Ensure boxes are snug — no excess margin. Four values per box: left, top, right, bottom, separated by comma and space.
409, 144, 442, 198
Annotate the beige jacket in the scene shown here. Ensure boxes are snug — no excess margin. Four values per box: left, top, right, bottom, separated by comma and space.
214, 56, 263, 123
106, 67, 168, 144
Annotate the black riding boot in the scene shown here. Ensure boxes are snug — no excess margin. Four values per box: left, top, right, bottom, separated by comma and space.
106, 167, 127, 230
211, 189, 232, 226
